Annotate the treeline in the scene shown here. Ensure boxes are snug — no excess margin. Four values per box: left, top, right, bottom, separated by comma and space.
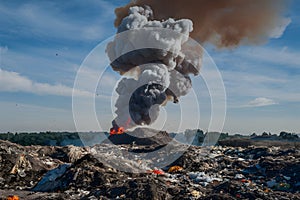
0, 131, 97, 146
251, 131, 299, 140
279, 131, 299, 139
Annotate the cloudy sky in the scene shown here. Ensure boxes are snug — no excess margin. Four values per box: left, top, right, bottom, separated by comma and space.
0, 0, 299, 134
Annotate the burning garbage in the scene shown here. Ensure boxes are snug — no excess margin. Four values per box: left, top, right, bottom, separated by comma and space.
110, 118, 130, 135
110, 126, 125, 135
5, 195, 19, 200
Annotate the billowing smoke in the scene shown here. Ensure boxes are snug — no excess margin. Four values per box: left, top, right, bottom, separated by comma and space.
107, 1, 290, 130
107, 6, 199, 130
115, 0, 290, 47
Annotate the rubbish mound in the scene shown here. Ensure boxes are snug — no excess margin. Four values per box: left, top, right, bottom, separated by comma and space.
0, 137, 300, 199
0, 140, 88, 191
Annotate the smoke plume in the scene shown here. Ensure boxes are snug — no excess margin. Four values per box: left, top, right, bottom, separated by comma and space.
107, 6, 200, 129
107, 1, 290, 130
115, 0, 290, 47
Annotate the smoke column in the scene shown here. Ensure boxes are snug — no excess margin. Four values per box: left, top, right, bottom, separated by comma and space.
115, 0, 290, 47
107, 1, 290, 130
107, 6, 200, 130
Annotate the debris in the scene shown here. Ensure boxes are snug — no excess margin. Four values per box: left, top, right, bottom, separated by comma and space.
234, 174, 245, 179
0, 132, 300, 199
10, 154, 32, 176
32, 164, 71, 192
276, 183, 291, 191
148, 169, 165, 175
168, 166, 183, 173
190, 190, 201, 198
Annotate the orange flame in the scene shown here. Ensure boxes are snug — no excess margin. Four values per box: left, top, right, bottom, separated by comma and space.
110, 127, 125, 135
6, 196, 19, 200
110, 117, 131, 135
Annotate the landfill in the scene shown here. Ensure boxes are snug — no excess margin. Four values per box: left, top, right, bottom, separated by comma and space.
0, 130, 299, 200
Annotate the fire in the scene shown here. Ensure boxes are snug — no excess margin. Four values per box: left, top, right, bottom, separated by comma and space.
110, 126, 125, 135
110, 117, 130, 135
6, 196, 19, 200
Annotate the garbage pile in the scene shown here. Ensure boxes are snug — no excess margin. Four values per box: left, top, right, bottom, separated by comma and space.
0, 140, 89, 191
169, 145, 300, 199
0, 132, 299, 200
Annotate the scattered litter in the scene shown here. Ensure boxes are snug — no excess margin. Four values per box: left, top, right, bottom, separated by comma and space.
168, 166, 183, 173
190, 190, 201, 198
0, 131, 299, 199
235, 174, 245, 179
276, 183, 291, 191
147, 169, 165, 175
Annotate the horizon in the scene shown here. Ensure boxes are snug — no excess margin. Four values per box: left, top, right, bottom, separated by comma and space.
1, 0, 300, 134
1, 129, 299, 137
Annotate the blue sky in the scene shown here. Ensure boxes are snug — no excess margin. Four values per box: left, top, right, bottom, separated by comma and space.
0, 0, 299, 134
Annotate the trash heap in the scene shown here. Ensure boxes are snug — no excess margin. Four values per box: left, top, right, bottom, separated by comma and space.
0, 140, 89, 191
0, 132, 299, 200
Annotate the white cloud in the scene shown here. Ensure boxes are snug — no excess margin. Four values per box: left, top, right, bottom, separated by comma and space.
0, 68, 93, 97
269, 17, 292, 39
240, 47, 300, 68
245, 97, 278, 107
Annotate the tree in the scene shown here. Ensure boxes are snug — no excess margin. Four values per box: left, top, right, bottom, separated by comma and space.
250, 133, 257, 137
262, 132, 268, 137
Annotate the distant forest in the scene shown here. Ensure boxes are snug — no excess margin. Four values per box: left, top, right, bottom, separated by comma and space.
0, 131, 106, 146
